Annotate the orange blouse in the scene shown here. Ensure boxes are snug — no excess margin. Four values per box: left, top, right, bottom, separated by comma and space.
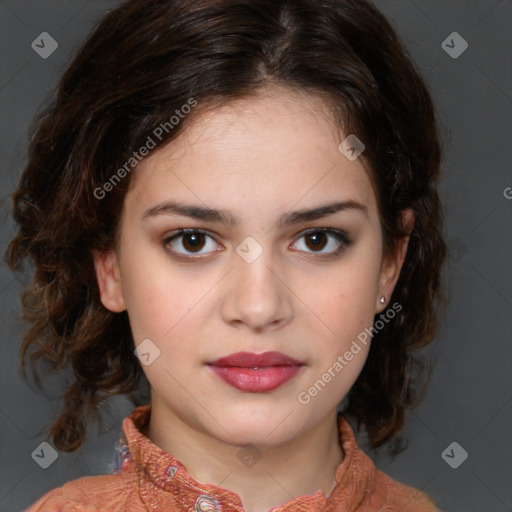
26, 405, 439, 511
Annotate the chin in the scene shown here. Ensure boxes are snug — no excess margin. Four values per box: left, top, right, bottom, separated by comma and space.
206, 406, 304, 448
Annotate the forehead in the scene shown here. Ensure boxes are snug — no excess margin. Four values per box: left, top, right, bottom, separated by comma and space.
125, 87, 377, 220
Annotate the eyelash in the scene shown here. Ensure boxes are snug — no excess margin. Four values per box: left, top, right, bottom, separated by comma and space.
162, 228, 352, 260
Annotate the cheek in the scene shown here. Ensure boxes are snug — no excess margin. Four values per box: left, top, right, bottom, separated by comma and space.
121, 265, 205, 392
118, 250, 189, 342
119, 251, 220, 362
318, 254, 381, 324
305, 245, 382, 376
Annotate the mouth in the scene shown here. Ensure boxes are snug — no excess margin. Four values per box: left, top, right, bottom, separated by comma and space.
206, 351, 305, 392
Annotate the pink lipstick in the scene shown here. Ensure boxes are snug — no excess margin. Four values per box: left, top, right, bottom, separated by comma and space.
206, 351, 304, 392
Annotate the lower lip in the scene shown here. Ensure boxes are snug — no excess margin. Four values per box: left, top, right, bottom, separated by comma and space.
208, 365, 303, 392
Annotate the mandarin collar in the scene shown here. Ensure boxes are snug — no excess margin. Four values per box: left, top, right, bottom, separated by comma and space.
118, 405, 377, 511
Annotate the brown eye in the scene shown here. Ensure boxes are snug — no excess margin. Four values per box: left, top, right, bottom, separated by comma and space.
181, 232, 206, 252
304, 232, 328, 251
293, 229, 351, 255
164, 229, 220, 256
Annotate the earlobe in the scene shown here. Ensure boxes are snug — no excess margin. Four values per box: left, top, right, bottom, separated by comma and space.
91, 249, 126, 313
376, 209, 415, 312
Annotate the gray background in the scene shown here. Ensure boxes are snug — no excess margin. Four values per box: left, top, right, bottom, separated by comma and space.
0, 1, 511, 511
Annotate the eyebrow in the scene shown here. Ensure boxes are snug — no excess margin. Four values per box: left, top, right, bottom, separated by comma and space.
141, 199, 368, 227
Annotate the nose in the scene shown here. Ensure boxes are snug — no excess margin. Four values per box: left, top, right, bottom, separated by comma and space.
220, 244, 293, 332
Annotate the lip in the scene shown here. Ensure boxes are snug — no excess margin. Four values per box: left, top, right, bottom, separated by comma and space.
206, 351, 305, 392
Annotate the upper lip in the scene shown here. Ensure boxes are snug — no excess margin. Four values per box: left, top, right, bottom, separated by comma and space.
207, 351, 304, 367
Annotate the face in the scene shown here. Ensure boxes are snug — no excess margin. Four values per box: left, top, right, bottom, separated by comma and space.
94, 86, 410, 449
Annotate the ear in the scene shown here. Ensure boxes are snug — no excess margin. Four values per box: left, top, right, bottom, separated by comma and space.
91, 249, 126, 313
376, 208, 414, 313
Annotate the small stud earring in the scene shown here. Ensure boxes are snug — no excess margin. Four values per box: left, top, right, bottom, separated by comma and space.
379, 296, 386, 304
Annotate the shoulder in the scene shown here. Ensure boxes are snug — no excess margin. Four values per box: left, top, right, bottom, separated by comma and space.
23, 471, 145, 512
336, 416, 441, 511
24, 488, 72, 512
372, 468, 441, 512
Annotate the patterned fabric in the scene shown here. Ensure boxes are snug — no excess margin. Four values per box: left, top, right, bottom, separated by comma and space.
25, 405, 440, 511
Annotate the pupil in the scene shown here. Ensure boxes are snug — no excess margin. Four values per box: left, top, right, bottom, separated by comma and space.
184, 233, 203, 251
308, 232, 326, 250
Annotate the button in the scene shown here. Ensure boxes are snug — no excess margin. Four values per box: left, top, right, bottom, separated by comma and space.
195, 494, 220, 511
166, 465, 178, 479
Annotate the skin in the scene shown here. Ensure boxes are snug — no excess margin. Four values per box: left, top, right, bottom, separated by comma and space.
93, 86, 413, 512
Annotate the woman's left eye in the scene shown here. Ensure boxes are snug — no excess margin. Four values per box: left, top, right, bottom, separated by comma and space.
291, 228, 352, 256
163, 228, 351, 258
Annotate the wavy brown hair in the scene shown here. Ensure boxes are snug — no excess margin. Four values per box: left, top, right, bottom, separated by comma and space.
6, 0, 447, 453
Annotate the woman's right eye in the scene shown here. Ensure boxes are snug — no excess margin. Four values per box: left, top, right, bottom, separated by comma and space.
163, 229, 222, 258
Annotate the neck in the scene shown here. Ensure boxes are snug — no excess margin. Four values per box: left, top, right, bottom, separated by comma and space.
147, 398, 344, 512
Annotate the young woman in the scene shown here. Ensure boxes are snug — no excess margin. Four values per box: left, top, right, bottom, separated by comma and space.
8, 0, 446, 510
